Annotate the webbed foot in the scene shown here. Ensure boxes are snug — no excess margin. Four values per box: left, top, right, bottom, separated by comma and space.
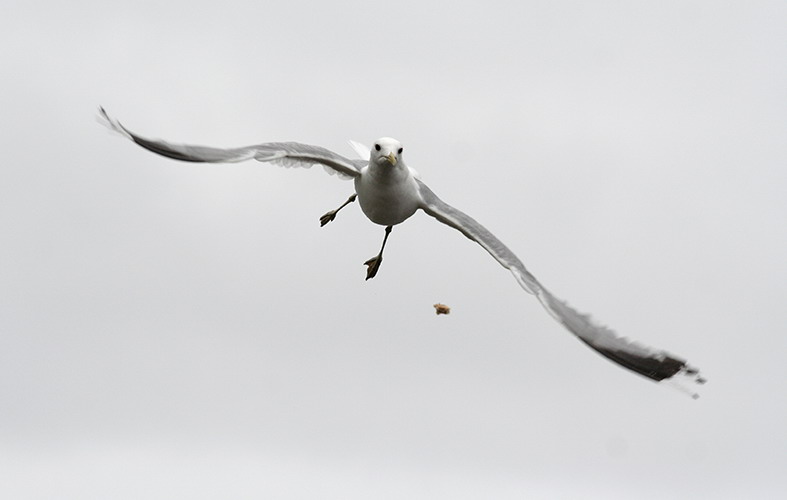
319, 194, 356, 227
319, 210, 337, 227
364, 255, 383, 280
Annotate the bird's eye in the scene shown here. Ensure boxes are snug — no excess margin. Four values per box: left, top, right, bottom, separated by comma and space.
397, 147, 403, 154
374, 144, 381, 151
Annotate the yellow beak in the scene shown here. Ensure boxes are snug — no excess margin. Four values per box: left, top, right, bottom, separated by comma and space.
386, 152, 397, 165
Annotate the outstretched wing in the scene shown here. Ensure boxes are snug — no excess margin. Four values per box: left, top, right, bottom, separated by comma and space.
98, 107, 363, 179
416, 179, 705, 397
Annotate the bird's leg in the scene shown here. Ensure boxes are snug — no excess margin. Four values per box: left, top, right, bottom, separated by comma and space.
319, 194, 357, 227
364, 225, 392, 280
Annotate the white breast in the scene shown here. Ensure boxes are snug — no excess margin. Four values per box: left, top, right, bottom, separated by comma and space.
354, 165, 421, 226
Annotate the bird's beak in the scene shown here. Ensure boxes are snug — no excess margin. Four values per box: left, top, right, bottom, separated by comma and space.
386, 152, 397, 165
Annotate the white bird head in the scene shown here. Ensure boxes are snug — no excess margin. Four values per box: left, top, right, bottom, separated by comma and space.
370, 137, 404, 167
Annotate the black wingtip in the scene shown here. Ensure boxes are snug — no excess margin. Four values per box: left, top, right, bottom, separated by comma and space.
579, 339, 706, 399
583, 341, 686, 382
127, 134, 205, 162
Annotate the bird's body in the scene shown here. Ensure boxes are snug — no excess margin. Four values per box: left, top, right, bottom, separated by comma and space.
98, 107, 706, 397
354, 138, 421, 226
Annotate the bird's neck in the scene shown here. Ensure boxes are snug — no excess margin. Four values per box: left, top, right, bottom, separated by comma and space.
369, 163, 408, 183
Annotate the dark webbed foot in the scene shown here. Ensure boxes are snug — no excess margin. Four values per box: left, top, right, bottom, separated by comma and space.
319, 194, 357, 227
363, 225, 392, 281
364, 255, 383, 280
319, 210, 337, 227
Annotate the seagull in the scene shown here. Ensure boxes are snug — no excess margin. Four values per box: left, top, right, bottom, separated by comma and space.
98, 107, 705, 397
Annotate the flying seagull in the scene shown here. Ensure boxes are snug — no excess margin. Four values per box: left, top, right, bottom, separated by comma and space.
98, 107, 705, 397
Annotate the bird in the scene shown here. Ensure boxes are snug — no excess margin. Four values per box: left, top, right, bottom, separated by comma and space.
98, 107, 705, 397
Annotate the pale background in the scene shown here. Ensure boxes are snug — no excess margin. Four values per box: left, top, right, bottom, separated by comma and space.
2, 1, 786, 498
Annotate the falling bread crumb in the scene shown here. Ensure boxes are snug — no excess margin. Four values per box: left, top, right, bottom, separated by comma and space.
433, 303, 451, 315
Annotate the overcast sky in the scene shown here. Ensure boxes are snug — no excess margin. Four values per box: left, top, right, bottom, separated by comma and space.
2, 1, 786, 498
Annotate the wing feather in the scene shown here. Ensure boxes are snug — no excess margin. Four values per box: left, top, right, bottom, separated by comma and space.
416, 179, 705, 396
99, 107, 363, 179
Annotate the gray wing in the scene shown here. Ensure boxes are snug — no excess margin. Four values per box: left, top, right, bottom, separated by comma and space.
416, 179, 705, 397
98, 107, 363, 179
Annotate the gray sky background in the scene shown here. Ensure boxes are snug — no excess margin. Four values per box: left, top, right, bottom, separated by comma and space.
2, 1, 786, 498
